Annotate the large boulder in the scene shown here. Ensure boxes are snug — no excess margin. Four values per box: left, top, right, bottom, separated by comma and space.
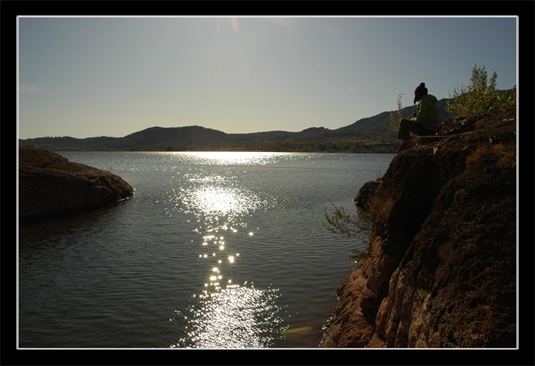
19, 147, 134, 221
321, 107, 517, 348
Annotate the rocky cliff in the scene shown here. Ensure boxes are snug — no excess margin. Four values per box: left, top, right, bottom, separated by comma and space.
19, 147, 134, 221
320, 107, 517, 348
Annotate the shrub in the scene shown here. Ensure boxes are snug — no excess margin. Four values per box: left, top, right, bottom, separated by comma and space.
324, 203, 371, 239
389, 93, 405, 131
324, 192, 394, 270
446, 64, 516, 118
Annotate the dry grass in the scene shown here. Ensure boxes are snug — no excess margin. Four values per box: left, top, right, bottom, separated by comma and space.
466, 143, 516, 169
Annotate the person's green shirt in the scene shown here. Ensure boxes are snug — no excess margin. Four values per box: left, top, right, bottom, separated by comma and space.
414, 94, 440, 132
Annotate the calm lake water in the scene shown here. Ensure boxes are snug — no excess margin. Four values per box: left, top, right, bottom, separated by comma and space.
18, 152, 394, 349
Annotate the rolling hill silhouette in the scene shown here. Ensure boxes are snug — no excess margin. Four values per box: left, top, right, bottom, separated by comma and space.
20, 98, 457, 153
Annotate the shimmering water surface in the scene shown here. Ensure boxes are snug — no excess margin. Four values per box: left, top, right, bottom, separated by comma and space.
18, 152, 394, 348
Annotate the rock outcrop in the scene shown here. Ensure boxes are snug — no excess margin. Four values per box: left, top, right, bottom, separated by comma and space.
19, 147, 134, 221
321, 107, 517, 348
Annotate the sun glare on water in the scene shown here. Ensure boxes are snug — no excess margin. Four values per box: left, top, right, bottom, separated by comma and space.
168, 152, 289, 348
171, 230, 287, 348
172, 285, 285, 348
181, 151, 285, 166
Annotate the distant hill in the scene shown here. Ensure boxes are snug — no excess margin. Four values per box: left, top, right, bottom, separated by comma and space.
20, 97, 458, 153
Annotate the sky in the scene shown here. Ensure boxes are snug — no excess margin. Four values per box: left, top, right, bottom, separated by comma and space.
17, 16, 517, 139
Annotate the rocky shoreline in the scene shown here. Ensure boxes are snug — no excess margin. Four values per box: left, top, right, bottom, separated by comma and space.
320, 108, 517, 348
19, 147, 134, 222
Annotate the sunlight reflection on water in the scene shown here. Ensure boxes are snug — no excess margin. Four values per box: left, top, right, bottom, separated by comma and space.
184, 185, 261, 215
165, 162, 279, 233
173, 226, 288, 348
172, 285, 286, 348
168, 152, 289, 348
180, 151, 290, 166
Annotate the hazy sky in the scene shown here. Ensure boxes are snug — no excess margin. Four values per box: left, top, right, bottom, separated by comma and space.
18, 16, 517, 139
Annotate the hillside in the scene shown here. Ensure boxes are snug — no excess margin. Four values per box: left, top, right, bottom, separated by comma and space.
19, 98, 456, 153
320, 107, 517, 348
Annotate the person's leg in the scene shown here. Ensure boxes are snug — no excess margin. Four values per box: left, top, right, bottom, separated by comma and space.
398, 119, 434, 140
398, 119, 412, 143
397, 119, 412, 152
409, 122, 435, 136
397, 120, 434, 152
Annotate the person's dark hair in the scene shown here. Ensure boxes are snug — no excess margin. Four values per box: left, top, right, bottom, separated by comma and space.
414, 82, 428, 103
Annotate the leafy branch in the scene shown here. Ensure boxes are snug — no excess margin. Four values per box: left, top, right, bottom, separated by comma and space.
445, 64, 516, 118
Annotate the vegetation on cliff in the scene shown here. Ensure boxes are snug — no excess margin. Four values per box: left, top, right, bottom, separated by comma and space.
445, 64, 516, 119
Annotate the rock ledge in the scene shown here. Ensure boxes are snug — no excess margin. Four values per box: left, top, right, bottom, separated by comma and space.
19, 147, 134, 221
321, 108, 517, 348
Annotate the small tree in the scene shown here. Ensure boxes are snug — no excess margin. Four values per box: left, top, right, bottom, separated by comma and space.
324, 203, 373, 239
324, 203, 374, 269
389, 93, 405, 131
446, 64, 516, 118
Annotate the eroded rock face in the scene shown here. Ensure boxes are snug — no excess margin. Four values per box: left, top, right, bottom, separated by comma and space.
321, 108, 517, 348
19, 147, 134, 221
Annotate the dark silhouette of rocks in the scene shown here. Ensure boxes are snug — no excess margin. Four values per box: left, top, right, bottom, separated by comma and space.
19, 147, 134, 222
321, 107, 517, 348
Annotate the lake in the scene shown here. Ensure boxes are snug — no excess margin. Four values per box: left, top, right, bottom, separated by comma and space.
18, 151, 394, 349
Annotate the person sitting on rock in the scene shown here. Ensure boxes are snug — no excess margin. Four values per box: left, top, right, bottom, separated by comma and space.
397, 82, 440, 152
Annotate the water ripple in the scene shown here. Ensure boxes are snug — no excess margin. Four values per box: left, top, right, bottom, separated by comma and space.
172, 285, 287, 348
